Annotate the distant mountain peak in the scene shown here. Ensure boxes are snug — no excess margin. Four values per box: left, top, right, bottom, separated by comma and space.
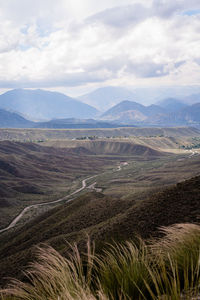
78, 86, 136, 111
157, 98, 188, 113
0, 89, 98, 120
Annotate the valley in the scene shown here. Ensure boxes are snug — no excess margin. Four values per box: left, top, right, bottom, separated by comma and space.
0, 126, 200, 288
0, 140, 116, 230
1, 1, 200, 297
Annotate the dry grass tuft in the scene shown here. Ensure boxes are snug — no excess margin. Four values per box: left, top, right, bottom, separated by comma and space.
1, 224, 200, 300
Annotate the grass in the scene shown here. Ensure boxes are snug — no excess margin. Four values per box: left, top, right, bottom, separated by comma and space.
146, 224, 200, 299
1, 223, 200, 300
0, 174, 200, 288
97, 153, 200, 199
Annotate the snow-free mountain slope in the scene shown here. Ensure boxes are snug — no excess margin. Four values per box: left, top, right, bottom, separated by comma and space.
79, 87, 136, 111
0, 109, 34, 128
0, 89, 98, 120
101, 100, 166, 123
157, 98, 188, 112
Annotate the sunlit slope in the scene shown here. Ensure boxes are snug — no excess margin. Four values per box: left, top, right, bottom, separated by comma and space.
44, 136, 185, 153
44, 140, 164, 156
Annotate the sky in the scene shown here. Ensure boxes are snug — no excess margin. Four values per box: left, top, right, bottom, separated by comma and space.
0, 0, 200, 96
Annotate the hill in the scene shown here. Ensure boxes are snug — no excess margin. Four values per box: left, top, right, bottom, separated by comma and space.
0, 89, 98, 120
78, 87, 136, 111
0, 140, 113, 230
34, 118, 131, 129
0, 138, 166, 231
102, 100, 146, 119
0, 173, 200, 286
101, 100, 166, 123
46, 140, 164, 156
0, 109, 34, 128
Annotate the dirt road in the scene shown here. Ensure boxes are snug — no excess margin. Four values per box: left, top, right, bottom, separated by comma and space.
0, 175, 97, 234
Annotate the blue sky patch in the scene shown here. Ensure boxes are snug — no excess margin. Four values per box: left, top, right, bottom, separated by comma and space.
182, 9, 200, 16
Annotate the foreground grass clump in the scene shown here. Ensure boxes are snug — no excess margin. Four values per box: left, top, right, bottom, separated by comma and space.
1, 224, 200, 300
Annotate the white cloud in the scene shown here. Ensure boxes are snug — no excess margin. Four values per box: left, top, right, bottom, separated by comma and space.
0, 0, 199, 90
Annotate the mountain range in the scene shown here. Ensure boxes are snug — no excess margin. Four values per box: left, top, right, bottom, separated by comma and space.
0, 88, 200, 128
79, 86, 200, 110
101, 99, 200, 127
0, 89, 98, 121
78, 86, 137, 111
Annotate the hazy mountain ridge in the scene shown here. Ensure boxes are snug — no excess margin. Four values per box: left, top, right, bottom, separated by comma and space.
0, 109, 34, 128
0, 88, 200, 128
102, 100, 166, 120
0, 89, 98, 121
157, 98, 188, 112
183, 93, 200, 105
78, 86, 200, 110
78, 87, 137, 111
101, 99, 200, 126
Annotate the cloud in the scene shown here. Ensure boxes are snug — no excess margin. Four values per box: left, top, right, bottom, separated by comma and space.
86, 0, 200, 29
86, 4, 149, 28
125, 61, 170, 78
0, 0, 200, 89
0, 0, 68, 26
0, 21, 23, 53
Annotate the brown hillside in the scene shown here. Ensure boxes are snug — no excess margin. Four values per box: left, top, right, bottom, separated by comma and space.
49, 140, 164, 157
0, 175, 200, 287
0, 141, 113, 229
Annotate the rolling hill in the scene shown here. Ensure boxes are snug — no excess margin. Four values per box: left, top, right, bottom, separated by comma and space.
0, 89, 98, 120
0, 109, 34, 128
0, 140, 113, 230
0, 173, 200, 286
0, 138, 166, 231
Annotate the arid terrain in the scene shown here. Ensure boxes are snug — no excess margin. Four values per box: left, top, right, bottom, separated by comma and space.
0, 127, 200, 287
